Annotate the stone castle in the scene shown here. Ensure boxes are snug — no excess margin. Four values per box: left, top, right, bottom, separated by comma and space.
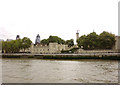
31, 43, 69, 54
30, 34, 71, 54
20, 32, 120, 54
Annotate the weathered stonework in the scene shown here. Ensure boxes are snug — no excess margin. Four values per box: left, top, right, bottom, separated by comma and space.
115, 36, 120, 52
30, 43, 69, 54
20, 36, 120, 53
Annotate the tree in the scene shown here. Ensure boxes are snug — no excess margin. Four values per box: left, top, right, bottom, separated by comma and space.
12, 39, 22, 53
2, 37, 32, 53
2, 39, 22, 53
65, 39, 74, 47
41, 39, 49, 45
77, 35, 88, 50
99, 31, 115, 49
21, 37, 32, 51
2, 41, 8, 53
86, 32, 99, 49
48, 36, 65, 44
77, 31, 115, 50
41, 36, 65, 45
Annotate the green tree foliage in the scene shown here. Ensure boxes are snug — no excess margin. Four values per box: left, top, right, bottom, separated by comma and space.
77, 31, 115, 50
41, 39, 49, 45
2, 41, 8, 53
2, 37, 32, 53
2, 40, 21, 53
86, 32, 99, 49
41, 36, 65, 45
21, 37, 32, 51
99, 31, 115, 49
48, 36, 65, 44
77, 35, 88, 50
65, 39, 74, 47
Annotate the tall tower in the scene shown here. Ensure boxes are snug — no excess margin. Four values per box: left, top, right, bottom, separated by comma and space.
76, 30, 79, 43
115, 36, 120, 52
35, 34, 40, 44
16, 35, 20, 40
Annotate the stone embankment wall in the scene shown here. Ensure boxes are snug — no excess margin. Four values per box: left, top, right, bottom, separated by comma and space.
76, 49, 116, 54
2, 53, 120, 60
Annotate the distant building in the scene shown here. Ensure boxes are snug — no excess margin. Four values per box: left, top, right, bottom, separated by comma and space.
16, 35, 20, 40
0, 39, 4, 42
6, 39, 13, 41
35, 34, 40, 45
31, 43, 70, 54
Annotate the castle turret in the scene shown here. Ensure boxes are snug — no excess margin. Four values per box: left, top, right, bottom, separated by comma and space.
115, 36, 120, 52
76, 30, 79, 43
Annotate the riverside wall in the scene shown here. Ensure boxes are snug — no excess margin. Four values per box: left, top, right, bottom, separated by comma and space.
2, 53, 120, 60
76, 49, 116, 54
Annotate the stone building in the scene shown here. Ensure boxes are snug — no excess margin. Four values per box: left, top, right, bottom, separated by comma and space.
20, 33, 120, 53
115, 36, 120, 52
30, 43, 69, 54
30, 34, 71, 54
76, 30, 79, 43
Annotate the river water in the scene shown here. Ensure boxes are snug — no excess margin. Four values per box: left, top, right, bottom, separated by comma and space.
1, 58, 118, 83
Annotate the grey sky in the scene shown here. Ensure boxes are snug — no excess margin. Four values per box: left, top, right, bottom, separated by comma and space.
0, 0, 119, 43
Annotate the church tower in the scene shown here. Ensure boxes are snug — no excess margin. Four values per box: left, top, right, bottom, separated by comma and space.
76, 30, 79, 43
35, 34, 40, 44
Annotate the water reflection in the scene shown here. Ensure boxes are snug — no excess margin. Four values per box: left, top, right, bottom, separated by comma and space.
2, 58, 118, 83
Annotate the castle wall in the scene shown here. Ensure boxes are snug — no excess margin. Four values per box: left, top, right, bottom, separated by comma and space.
58, 44, 67, 51
31, 44, 49, 54
49, 43, 59, 53
115, 36, 120, 52
76, 49, 115, 54
30, 43, 69, 54
20, 48, 30, 53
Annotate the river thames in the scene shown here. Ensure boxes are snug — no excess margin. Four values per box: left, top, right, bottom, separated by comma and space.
1, 58, 118, 83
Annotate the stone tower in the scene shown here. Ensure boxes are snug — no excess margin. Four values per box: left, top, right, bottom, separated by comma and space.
115, 36, 120, 52
76, 30, 79, 43
35, 34, 40, 44
30, 43, 34, 53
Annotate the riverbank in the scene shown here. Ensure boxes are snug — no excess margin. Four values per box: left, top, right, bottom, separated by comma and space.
1, 53, 120, 60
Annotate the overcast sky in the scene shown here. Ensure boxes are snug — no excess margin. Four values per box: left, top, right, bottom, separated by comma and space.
0, 0, 119, 43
